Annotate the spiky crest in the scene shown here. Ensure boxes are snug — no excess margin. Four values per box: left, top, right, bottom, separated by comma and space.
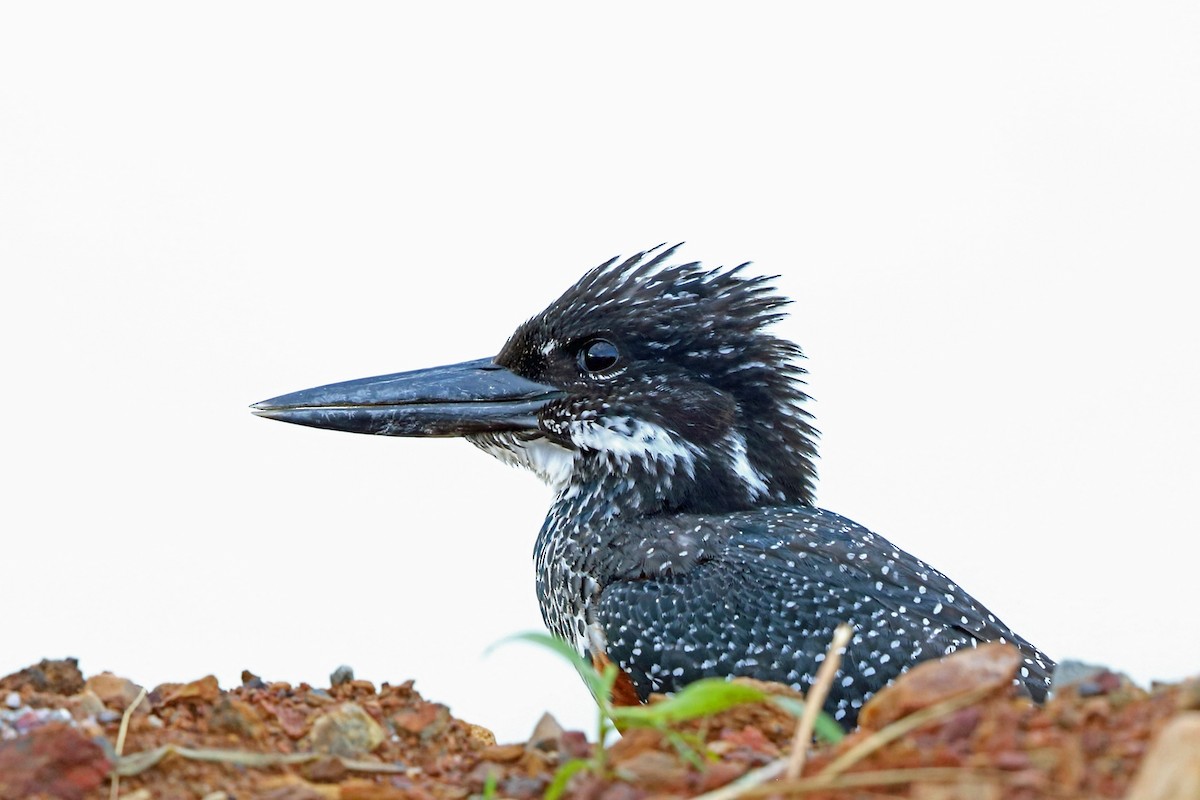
483, 245, 819, 516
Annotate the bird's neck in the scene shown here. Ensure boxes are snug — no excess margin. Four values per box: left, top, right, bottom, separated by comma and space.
534, 456, 678, 566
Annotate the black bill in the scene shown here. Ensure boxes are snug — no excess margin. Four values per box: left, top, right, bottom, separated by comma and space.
251, 357, 562, 437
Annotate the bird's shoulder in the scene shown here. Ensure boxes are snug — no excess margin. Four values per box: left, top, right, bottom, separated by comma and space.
591, 504, 1028, 650
591, 504, 902, 582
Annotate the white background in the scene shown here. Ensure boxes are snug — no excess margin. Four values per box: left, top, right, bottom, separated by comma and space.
3, 4, 1198, 745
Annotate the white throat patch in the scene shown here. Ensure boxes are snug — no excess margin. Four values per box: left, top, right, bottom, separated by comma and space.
469, 434, 576, 493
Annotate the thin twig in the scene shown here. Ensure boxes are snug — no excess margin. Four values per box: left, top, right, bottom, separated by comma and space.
691, 759, 790, 800
693, 762, 997, 800
114, 743, 409, 777
109, 686, 147, 800
738, 766, 999, 796
784, 623, 851, 781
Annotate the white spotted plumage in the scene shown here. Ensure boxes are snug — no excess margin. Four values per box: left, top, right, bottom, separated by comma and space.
474, 247, 1054, 726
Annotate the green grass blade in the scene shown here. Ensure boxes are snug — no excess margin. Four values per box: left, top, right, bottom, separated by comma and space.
544, 758, 591, 800
480, 767, 498, 800
769, 696, 846, 744
611, 678, 767, 727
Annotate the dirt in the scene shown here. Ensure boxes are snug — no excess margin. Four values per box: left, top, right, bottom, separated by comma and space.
2, 648, 1197, 800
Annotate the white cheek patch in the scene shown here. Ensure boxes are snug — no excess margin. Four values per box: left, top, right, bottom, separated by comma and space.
566, 416, 699, 477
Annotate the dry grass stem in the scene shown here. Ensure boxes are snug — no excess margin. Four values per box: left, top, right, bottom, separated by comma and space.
739, 766, 999, 796
691, 759, 790, 800
109, 686, 148, 800
114, 744, 410, 777
784, 623, 851, 781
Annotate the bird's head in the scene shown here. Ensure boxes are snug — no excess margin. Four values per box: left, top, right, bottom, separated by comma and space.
253, 246, 818, 515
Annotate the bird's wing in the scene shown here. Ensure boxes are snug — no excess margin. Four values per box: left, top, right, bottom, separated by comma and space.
769, 507, 1054, 699
591, 506, 1051, 725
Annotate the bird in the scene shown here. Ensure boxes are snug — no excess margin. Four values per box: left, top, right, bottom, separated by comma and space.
252, 245, 1053, 727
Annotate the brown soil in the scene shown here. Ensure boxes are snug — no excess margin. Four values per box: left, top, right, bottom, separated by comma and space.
2, 647, 1197, 800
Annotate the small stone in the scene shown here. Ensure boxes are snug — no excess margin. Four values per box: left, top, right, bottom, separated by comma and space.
560, 730, 592, 760
85, 673, 146, 711
3, 692, 19, 709
256, 774, 330, 800
330, 665, 355, 686
158, 675, 220, 707
3, 706, 73, 737
480, 743, 525, 763
1052, 660, 1133, 697
467, 723, 496, 747
698, 761, 747, 792
613, 749, 690, 792
65, 690, 107, 720
392, 702, 451, 741
1077, 671, 1125, 697
262, 700, 311, 739
527, 712, 565, 752
210, 696, 264, 738
241, 669, 267, 689
858, 642, 1023, 730
502, 775, 548, 799
304, 755, 348, 783
337, 778, 413, 799
305, 702, 385, 757
718, 725, 780, 758
608, 727, 664, 761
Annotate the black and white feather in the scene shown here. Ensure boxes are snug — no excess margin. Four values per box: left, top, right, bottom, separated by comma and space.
467, 245, 1052, 727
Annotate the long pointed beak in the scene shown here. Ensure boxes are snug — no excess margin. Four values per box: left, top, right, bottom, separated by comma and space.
251, 357, 562, 437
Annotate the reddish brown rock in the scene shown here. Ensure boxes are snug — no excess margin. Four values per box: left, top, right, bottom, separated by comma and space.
858, 642, 1024, 730
261, 698, 313, 739
3, 654, 1194, 800
210, 695, 265, 738
256, 774, 335, 800
479, 743, 525, 763
393, 701, 451, 741
305, 702, 386, 757
340, 779, 415, 800
85, 672, 146, 711
0, 658, 84, 697
304, 755, 349, 783
607, 727, 665, 762
0, 722, 110, 800
613, 750, 690, 793
158, 674, 221, 706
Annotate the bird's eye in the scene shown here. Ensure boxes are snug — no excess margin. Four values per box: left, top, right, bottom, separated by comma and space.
578, 338, 620, 374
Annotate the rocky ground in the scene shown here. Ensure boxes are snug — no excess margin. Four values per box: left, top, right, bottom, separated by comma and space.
2, 646, 1197, 800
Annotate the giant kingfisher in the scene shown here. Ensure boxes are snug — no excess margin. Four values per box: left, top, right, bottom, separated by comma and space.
252, 245, 1053, 727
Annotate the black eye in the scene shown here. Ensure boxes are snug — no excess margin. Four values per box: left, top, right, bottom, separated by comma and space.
578, 338, 620, 373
